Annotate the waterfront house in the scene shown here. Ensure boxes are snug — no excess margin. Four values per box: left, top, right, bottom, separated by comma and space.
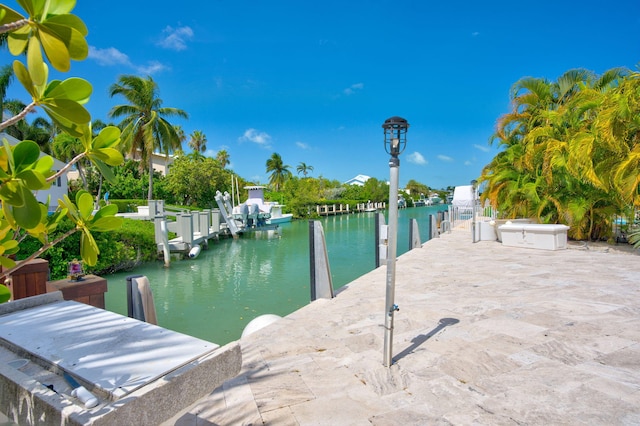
344, 174, 371, 186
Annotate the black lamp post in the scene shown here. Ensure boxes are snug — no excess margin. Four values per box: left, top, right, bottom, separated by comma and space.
382, 116, 409, 367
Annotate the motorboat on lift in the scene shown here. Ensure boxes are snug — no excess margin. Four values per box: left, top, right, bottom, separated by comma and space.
233, 186, 292, 226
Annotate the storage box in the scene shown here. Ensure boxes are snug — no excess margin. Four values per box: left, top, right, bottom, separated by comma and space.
2, 259, 49, 300
499, 224, 569, 250
46, 274, 107, 309
494, 218, 535, 242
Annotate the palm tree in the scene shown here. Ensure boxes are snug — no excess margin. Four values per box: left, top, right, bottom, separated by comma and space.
216, 149, 230, 168
0, 64, 13, 117
108, 75, 188, 200
296, 162, 314, 177
481, 67, 632, 241
266, 153, 292, 191
5, 113, 56, 154
188, 130, 207, 158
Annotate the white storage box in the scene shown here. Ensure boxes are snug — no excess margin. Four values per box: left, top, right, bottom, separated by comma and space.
494, 218, 535, 242
499, 224, 569, 250
475, 221, 497, 241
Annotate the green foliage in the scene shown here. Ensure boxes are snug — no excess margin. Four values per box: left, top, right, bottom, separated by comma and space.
629, 226, 640, 249
362, 177, 389, 202
18, 218, 159, 280
262, 176, 390, 219
165, 155, 235, 208
0, 1, 124, 294
405, 179, 430, 198
481, 67, 639, 241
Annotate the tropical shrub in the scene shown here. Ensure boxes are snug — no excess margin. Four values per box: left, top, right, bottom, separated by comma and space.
0, 1, 124, 302
18, 218, 158, 280
480, 68, 639, 241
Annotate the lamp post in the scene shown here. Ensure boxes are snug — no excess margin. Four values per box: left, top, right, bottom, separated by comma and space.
382, 116, 409, 367
470, 179, 477, 243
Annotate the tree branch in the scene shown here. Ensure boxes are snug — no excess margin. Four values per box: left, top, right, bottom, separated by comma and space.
0, 227, 78, 281
47, 151, 87, 183
0, 19, 29, 34
0, 101, 37, 132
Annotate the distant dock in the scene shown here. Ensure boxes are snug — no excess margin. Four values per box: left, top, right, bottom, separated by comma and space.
316, 202, 386, 216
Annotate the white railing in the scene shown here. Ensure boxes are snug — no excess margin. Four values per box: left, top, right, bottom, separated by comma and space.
448, 204, 497, 231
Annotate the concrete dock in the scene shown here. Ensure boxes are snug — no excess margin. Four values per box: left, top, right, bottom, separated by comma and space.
165, 228, 640, 425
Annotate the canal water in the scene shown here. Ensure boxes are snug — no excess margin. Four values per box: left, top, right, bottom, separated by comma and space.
104, 205, 448, 345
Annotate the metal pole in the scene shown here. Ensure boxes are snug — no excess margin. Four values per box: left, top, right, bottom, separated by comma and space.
383, 156, 400, 367
471, 187, 477, 243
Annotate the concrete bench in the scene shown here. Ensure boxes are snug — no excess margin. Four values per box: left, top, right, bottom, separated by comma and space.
499, 223, 569, 250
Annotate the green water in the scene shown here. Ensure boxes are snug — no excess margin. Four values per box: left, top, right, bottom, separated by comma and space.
104, 206, 447, 345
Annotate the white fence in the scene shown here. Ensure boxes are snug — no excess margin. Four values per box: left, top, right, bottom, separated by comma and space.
448, 204, 497, 231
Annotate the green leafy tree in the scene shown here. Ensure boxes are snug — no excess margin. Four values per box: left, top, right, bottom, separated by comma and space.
108, 75, 188, 200
0, 0, 125, 302
165, 155, 233, 207
405, 179, 429, 198
362, 177, 389, 202
266, 152, 292, 192
90, 159, 149, 200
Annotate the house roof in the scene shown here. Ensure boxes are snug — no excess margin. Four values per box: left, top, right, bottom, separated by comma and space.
344, 174, 371, 186
0, 132, 66, 168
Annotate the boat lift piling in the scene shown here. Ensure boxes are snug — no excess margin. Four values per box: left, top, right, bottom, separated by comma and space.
409, 218, 421, 250
309, 220, 334, 301
215, 191, 240, 237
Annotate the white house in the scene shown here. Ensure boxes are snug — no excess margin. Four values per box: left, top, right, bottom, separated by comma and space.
127, 150, 175, 176
344, 174, 371, 186
67, 150, 175, 182
0, 132, 68, 211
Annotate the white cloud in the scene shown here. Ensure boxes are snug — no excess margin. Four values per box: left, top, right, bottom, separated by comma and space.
239, 128, 272, 148
437, 155, 454, 162
343, 83, 364, 95
464, 160, 472, 166
296, 141, 310, 150
474, 144, 490, 152
89, 46, 168, 75
407, 152, 427, 165
89, 46, 131, 66
136, 60, 169, 74
157, 25, 194, 51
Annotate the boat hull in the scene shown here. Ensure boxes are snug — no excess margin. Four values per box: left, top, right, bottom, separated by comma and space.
267, 214, 293, 224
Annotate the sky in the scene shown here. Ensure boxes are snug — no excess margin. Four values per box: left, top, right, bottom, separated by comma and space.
3, 0, 639, 189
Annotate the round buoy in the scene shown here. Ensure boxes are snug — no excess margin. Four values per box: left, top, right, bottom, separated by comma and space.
241, 314, 282, 338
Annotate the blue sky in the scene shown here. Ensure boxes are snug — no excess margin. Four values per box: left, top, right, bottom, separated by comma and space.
4, 0, 640, 189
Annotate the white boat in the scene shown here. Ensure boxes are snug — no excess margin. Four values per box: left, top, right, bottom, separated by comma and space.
267, 204, 293, 224
233, 186, 292, 226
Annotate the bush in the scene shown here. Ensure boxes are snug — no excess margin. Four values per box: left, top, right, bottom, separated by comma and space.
17, 219, 159, 280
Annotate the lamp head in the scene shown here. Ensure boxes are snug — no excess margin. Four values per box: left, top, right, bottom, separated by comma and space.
382, 116, 409, 156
